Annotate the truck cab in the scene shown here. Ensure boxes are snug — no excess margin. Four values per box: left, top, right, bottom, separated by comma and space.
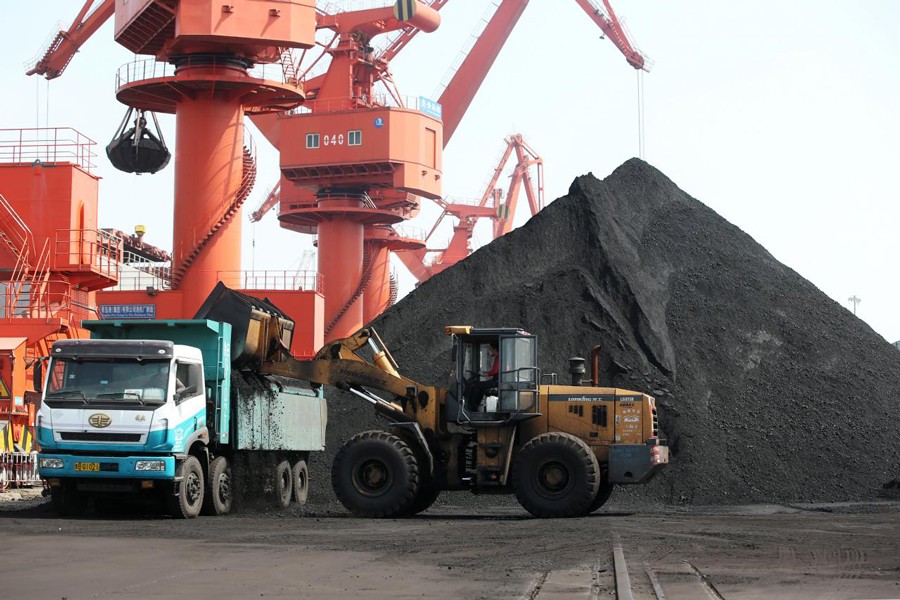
37, 318, 326, 518
37, 338, 209, 501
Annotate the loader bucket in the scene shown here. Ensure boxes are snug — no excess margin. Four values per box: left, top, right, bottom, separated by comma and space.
194, 282, 295, 368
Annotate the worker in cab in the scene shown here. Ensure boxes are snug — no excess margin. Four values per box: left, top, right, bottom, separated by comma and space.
467, 341, 499, 411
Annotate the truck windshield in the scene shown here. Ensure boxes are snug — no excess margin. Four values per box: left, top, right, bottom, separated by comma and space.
45, 358, 170, 407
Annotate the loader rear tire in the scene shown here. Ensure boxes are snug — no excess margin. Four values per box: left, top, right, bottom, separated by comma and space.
512, 432, 600, 518
167, 455, 204, 519
201, 456, 233, 516
332, 430, 419, 518
274, 460, 292, 508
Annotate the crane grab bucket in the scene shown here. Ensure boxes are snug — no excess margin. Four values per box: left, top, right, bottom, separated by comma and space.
106, 107, 171, 174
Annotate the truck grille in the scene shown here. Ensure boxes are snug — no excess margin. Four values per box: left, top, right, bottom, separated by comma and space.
59, 432, 142, 442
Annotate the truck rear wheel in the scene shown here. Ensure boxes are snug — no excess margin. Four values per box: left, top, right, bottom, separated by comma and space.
202, 456, 233, 516
167, 456, 205, 519
292, 459, 309, 505
512, 432, 600, 518
332, 430, 420, 518
50, 483, 88, 517
274, 460, 292, 508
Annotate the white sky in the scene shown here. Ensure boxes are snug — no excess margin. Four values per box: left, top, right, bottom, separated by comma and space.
1, 1, 898, 343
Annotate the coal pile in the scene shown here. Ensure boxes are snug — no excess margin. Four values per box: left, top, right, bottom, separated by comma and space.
316, 159, 900, 506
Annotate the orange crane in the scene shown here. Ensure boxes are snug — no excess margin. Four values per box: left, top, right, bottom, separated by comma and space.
23, 0, 334, 358
249, 2, 445, 341
248, 0, 647, 341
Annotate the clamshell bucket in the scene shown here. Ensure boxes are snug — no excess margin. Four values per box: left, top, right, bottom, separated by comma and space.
194, 282, 295, 369
106, 108, 171, 174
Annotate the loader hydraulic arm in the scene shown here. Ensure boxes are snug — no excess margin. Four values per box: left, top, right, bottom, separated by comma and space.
260, 328, 433, 419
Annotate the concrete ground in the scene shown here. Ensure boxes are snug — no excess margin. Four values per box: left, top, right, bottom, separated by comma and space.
2, 494, 900, 599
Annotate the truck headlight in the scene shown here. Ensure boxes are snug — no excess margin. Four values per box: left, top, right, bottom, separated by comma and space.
135, 460, 166, 472
40, 458, 64, 469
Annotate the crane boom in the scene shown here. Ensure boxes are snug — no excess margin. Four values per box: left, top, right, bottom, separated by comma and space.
26, 0, 115, 80
437, 0, 530, 145
573, 0, 650, 71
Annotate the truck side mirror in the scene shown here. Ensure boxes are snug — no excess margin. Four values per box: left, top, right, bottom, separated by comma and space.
34, 359, 43, 393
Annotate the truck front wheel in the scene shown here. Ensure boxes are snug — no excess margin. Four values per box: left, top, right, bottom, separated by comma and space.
50, 483, 88, 517
168, 456, 205, 519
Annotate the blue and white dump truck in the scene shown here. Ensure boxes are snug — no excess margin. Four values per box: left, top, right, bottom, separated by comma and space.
36, 285, 326, 518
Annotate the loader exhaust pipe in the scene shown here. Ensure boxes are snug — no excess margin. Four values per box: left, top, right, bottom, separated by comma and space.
569, 357, 586, 386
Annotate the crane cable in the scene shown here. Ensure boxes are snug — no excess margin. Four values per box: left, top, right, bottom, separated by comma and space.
636, 70, 645, 159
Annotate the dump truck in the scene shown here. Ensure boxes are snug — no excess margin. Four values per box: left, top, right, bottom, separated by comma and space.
36, 289, 325, 518
261, 325, 668, 518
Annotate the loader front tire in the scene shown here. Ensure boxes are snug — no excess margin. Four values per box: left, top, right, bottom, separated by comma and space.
332, 430, 419, 518
512, 432, 600, 518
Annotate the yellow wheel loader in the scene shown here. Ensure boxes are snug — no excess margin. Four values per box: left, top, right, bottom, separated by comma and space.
260, 325, 668, 518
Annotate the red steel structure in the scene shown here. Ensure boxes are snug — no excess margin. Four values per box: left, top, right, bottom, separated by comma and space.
24, 1, 648, 348
253, 0, 647, 342
250, 2, 444, 341
0, 128, 123, 451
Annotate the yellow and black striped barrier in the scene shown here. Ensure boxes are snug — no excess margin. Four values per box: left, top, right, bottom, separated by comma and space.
393, 0, 417, 21
0, 423, 13, 453
17, 427, 34, 454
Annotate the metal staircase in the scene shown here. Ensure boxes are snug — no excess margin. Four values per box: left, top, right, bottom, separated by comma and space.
170, 136, 257, 289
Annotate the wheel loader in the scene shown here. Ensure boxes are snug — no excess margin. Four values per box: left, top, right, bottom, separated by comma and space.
258, 325, 668, 518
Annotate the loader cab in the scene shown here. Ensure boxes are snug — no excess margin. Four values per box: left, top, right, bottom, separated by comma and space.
446, 326, 540, 422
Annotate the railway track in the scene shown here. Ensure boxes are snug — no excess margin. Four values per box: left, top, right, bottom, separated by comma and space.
522, 535, 727, 600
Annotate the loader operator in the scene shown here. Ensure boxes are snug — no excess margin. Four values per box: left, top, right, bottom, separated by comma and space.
467, 341, 499, 411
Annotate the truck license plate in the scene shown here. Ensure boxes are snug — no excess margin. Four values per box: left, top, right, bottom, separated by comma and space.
74, 462, 100, 472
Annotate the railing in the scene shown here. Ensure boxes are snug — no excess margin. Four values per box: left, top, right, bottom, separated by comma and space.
0, 452, 40, 490
318, 1, 394, 14
283, 92, 442, 116
116, 57, 290, 90
54, 229, 122, 281
0, 128, 97, 172
217, 270, 324, 295
393, 224, 426, 241
112, 262, 172, 292
0, 279, 96, 323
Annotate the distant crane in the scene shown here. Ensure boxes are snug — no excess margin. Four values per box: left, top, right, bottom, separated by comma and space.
396, 133, 543, 282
